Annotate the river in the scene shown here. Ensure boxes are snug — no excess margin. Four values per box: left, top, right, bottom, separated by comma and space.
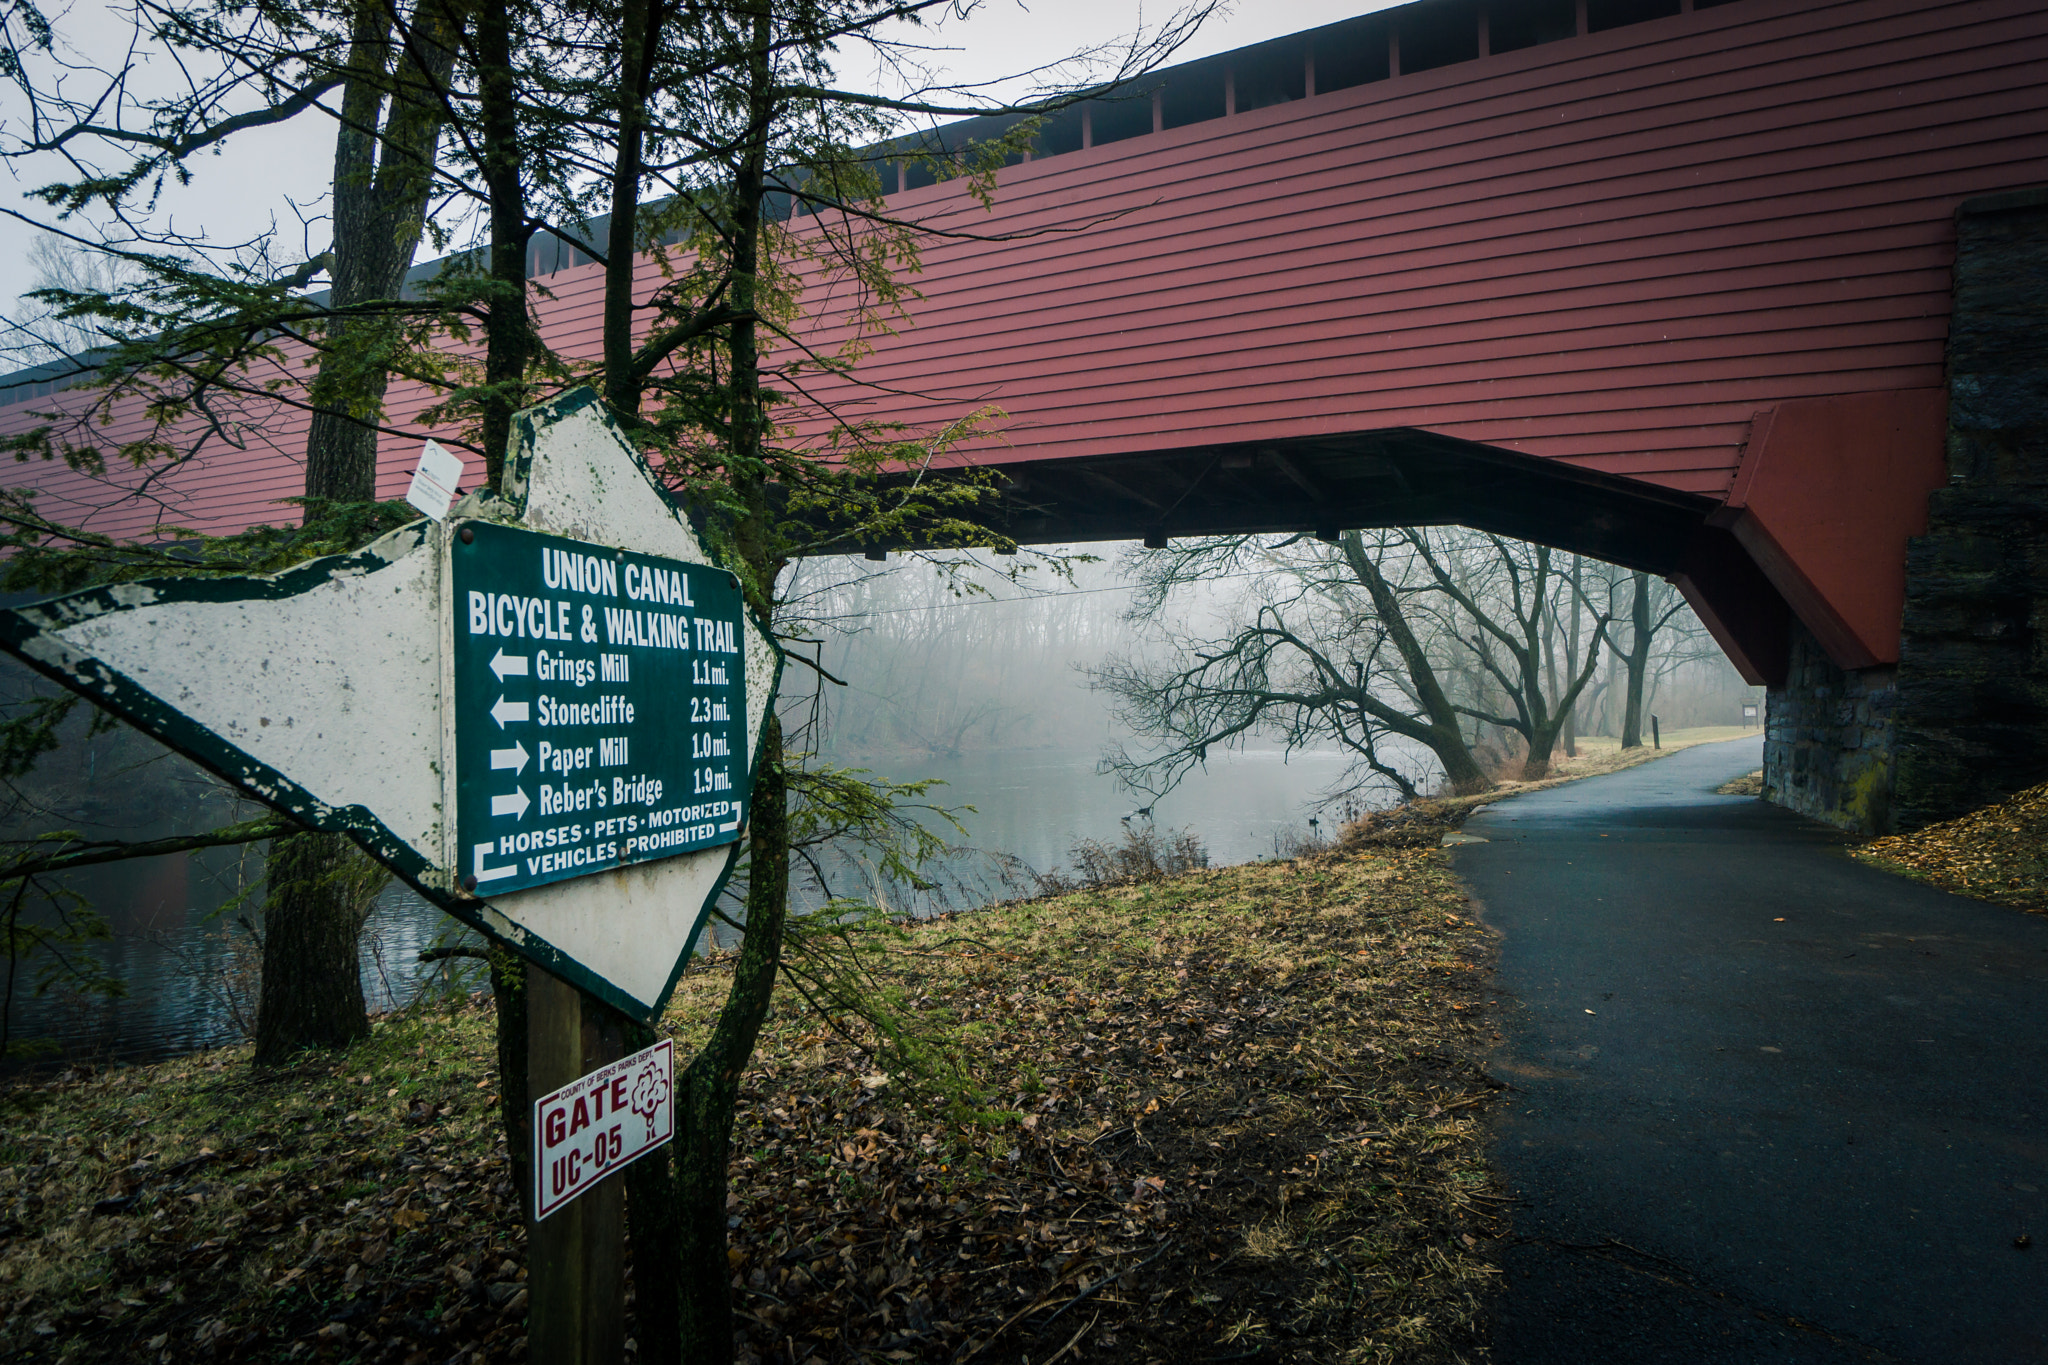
5, 745, 1389, 1067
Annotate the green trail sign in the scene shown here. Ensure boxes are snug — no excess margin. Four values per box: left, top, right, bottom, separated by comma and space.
452, 521, 749, 895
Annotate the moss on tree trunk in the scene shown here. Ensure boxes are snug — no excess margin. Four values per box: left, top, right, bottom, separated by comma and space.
252, 832, 380, 1065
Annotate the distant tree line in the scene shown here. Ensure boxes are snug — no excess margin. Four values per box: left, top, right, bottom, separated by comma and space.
1094, 528, 1746, 806
782, 552, 1141, 761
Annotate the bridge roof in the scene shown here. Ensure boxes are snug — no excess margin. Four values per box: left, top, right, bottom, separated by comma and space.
777, 0, 2041, 511
0, 0, 2040, 584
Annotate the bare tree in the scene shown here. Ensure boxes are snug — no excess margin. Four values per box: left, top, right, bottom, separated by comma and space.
1401, 531, 1608, 779
1100, 533, 1462, 805
5, 235, 142, 367
1096, 527, 1622, 809
1602, 570, 1692, 748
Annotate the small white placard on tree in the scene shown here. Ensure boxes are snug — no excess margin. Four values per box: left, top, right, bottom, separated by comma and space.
406, 439, 467, 521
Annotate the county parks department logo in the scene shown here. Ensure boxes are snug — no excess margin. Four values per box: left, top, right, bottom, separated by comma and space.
629, 1053, 671, 1141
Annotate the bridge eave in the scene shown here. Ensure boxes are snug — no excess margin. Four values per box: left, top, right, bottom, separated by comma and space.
856, 428, 1719, 578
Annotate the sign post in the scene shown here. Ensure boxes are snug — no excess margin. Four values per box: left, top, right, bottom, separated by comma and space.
529, 965, 628, 1363
0, 388, 780, 1364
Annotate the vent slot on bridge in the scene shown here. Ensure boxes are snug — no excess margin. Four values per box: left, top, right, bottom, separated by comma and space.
1160, 53, 1228, 130
1086, 93, 1156, 147
1491, 0, 1577, 54
1233, 36, 1308, 112
1400, 0, 1481, 74
1314, 15, 1392, 93
1588, 0, 1682, 31
1034, 105, 1086, 157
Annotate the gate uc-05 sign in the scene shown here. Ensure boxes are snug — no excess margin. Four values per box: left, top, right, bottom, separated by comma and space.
533, 1038, 675, 1220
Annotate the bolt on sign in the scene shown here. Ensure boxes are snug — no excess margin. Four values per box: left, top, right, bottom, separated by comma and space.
0, 388, 781, 1021
535, 1038, 674, 1220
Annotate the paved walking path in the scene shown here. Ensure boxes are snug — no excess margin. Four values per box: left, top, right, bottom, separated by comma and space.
1457, 738, 2048, 1363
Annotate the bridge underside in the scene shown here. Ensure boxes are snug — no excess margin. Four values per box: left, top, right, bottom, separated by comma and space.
861, 427, 1802, 686
965, 429, 1711, 573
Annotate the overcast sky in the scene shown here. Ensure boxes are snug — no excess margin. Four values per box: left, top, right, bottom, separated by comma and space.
0, 0, 1396, 320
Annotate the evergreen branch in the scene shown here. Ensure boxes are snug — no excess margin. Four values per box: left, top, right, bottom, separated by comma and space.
0, 815, 299, 880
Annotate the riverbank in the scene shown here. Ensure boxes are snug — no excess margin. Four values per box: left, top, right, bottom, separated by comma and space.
0, 845, 1503, 1364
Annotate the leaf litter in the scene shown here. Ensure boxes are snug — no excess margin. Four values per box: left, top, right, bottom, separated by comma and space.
1855, 780, 2048, 913
2, 845, 1508, 1363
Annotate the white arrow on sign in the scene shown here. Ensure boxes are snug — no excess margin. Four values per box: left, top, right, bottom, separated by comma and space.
491, 695, 530, 728
472, 842, 518, 883
491, 740, 529, 774
492, 787, 531, 819
719, 801, 742, 834
490, 648, 528, 683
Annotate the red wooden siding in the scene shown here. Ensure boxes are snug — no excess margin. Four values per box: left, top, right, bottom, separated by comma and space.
0, 0, 2042, 544
780, 0, 2048, 495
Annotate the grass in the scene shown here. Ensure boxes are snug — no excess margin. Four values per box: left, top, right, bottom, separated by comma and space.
698, 846, 1505, 1365
1, 845, 1505, 1364
1715, 769, 1765, 797
0, 1002, 520, 1362
1567, 725, 1759, 755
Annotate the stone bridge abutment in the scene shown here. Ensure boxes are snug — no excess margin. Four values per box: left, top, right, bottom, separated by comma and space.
1765, 189, 2048, 834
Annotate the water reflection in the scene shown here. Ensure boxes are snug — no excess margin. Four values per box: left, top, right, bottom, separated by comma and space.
6, 847, 458, 1070
790, 746, 1402, 918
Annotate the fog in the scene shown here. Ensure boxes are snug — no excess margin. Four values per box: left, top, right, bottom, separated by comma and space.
784, 540, 1759, 771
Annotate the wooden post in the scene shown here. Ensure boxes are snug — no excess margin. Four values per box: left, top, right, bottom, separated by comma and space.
1652, 715, 1662, 749
528, 964, 627, 1363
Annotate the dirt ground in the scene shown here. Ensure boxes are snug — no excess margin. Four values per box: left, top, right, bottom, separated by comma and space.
1715, 769, 1764, 797
1, 845, 1507, 1364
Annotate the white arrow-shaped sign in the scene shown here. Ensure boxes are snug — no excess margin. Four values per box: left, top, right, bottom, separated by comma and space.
490, 648, 528, 682
492, 787, 531, 819
719, 801, 742, 834
0, 388, 777, 1024
472, 842, 518, 883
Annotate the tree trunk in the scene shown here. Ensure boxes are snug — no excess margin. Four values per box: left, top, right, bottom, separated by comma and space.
487, 946, 533, 1218
1526, 578, 1559, 781
303, 0, 465, 511
252, 832, 380, 1064
1338, 532, 1491, 794
1521, 562, 1606, 781
1620, 571, 1652, 748
670, 19, 781, 1360
601, 0, 660, 421
477, 0, 535, 484
252, 0, 467, 1070
624, 13, 785, 1362
1562, 557, 1582, 758
674, 721, 787, 1365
